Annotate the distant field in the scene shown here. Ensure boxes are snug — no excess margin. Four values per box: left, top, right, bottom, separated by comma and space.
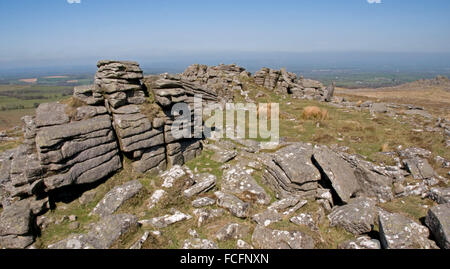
336, 79, 450, 119
0, 73, 94, 130
303, 71, 450, 89
0, 108, 36, 130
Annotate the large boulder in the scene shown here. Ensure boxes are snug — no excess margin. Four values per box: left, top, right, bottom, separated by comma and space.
312, 145, 360, 203
262, 143, 321, 199
378, 210, 438, 249
251, 225, 315, 249
48, 214, 139, 249
36, 114, 122, 191
342, 154, 394, 203
180, 63, 243, 103
403, 157, 436, 181
91, 180, 143, 217
328, 197, 377, 235
0, 200, 34, 249
95, 61, 168, 175
425, 203, 450, 249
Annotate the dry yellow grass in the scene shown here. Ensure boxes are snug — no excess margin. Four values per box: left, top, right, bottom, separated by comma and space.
302, 106, 329, 121
336, 84, 450, 119
380, 143, 390, 152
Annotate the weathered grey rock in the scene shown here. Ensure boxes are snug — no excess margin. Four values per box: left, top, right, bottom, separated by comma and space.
398, 147, 432, 159
262, 143, 321, 199
428, 187, 450, 204
370, 103, 388, 113
183, 238, 218, 249
425, 203, 450, 249
328, 197, 377, 235
403, 157, 436, 180
339, 236, 381, 249
79, 189, 97, 206
252, 209, 283, 227
74, 85, 104, 105
404, 109, 432, 119
254, 67, 326, 99
215, 191, 250, 218
193, 208, 224, 227
210, 148, 237, 163
324, 83, 335, 102
179, 64, 241, 103
222, 165, 270, 205
74, 106, 108, 121
312, 145, 360, 203
132, 146, 166, 174
237, 239, 254, 249
342, 154, 394, 202
129, 231, 150, 250
268, 196, 306, 213
235, 139, 260, 153
183, 174, 216, 198
192, 197, 216, 208
161, 165, 193, 189
147, 189, 166, 209
48, 214, 139, 249
290, 213, 318, 231
35, 114, 122, 191
91, 180, 143, 217
139, 211, 192, 229
216, 223, 250, 241
400, 182, 429, 197
378, 210, 438, 249
35, 102, 70, 128
251, 225, 315, 249
0, 235, 34, 249
0, 200, 32, 237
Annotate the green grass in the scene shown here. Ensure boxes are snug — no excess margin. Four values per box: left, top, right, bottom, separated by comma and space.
378, 196, 436, 224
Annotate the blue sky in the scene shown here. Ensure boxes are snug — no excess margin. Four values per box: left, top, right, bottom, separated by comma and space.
1, 0, 450, 68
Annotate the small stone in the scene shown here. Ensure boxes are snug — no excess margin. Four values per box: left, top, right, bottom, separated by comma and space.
339, 236, 381, 249
192, 197, 216, 208
237, 239, 254, 249
216, 223, 250, 241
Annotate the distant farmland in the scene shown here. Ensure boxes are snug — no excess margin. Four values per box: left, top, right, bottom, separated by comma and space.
0, 74, 94, 130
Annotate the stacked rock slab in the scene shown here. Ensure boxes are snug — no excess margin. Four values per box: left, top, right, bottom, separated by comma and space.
145, 73, 218, 167
0, 99, 122, 248
95, 61, 166, 174
181, 64, 248, 104
35, 104, 122, 191
253, 67, 332, 101
261, 143, 321, 199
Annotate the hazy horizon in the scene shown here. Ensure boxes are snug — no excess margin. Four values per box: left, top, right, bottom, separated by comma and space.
1, 0, 450, 77
1, 51, 450, 78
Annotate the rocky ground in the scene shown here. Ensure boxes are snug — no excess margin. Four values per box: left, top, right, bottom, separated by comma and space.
0, 61, 449, 249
